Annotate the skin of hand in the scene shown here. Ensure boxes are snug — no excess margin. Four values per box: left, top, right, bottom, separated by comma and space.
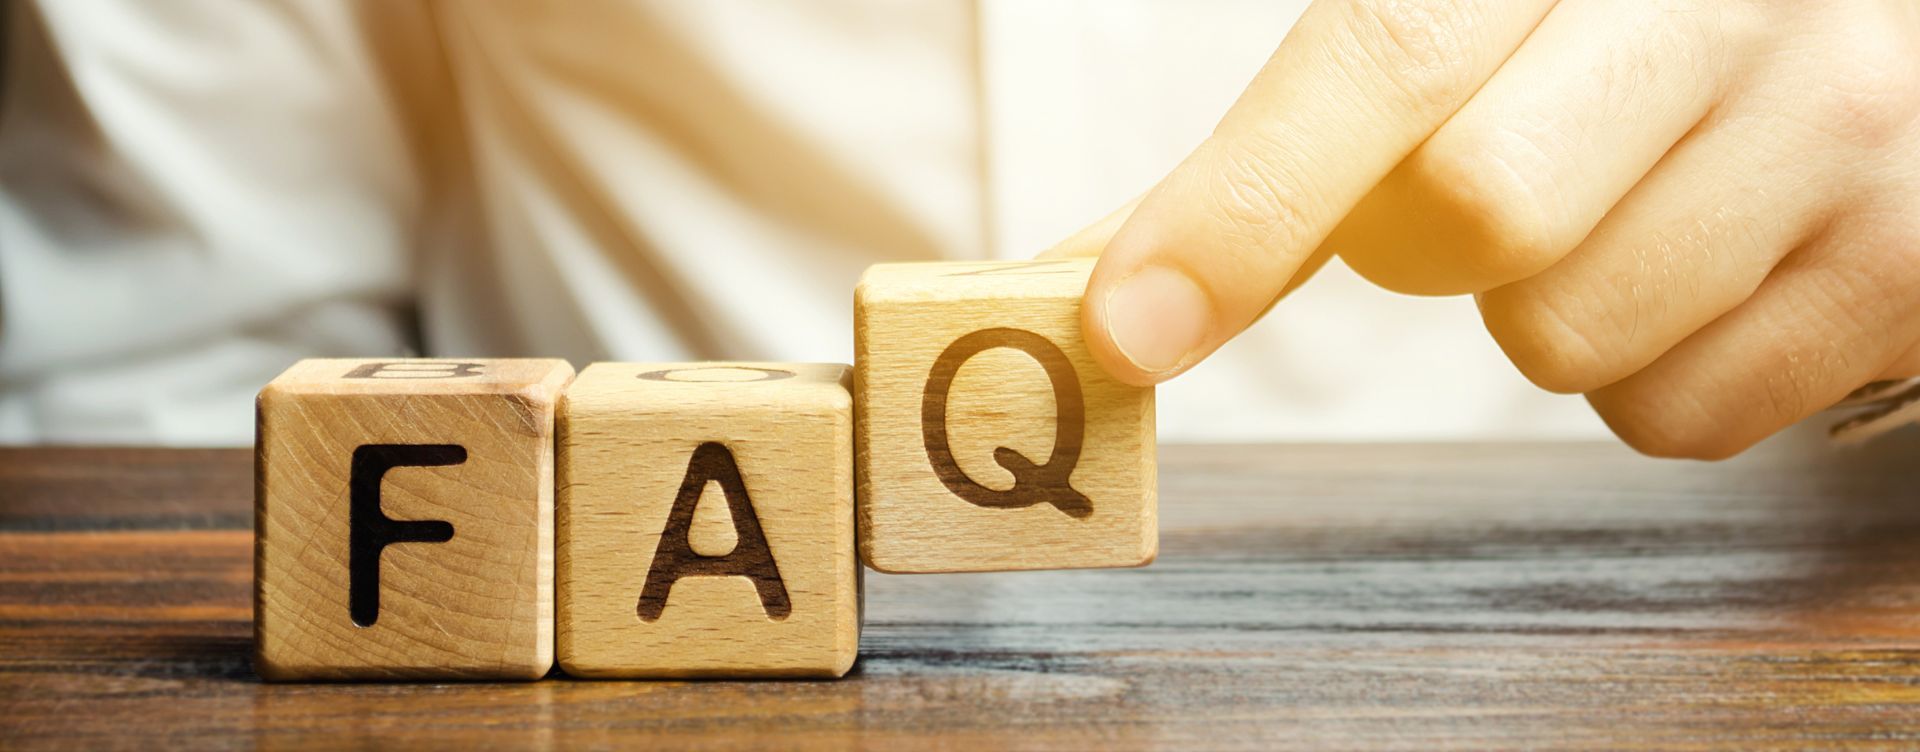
1044, 0, 1920, 459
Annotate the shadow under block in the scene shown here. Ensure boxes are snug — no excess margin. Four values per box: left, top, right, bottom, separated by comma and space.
854, 258, 1157, 573
557, 363, 860, 678
253, 358, 574, 681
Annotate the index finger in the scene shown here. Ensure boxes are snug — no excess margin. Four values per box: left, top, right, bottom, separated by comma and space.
1084, 0, 1558, 384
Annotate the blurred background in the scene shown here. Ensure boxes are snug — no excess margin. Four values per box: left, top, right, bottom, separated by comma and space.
0, 0, 1609, 446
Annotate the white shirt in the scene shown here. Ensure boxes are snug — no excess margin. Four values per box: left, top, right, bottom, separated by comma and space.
0, 0, 1607, 445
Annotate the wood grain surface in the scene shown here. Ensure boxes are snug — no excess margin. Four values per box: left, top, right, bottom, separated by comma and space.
4, 435, 1920, 749
558, 363, 860, 678
855, 259, 1156, 573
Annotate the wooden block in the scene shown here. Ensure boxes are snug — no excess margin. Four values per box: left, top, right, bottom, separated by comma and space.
855, 258, 1157, 573
254, 358, 573, 680
557, 362, 860, 678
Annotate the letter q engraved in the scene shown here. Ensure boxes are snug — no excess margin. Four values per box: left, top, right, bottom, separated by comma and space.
921, 328, 1092, 519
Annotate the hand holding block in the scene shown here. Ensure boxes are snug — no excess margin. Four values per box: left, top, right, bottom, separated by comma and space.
557, 363, 859, 678
855, 259, 1157, 573
254, 358, 573, 680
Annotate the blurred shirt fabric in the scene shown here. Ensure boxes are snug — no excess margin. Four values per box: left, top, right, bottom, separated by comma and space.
0, 0, 1607, 445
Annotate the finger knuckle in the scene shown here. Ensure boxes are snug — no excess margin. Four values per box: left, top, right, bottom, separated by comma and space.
1784, 262, 1898, 357
1592, 391, 1742, 461
1480, 289, 1615, 394
1343, 0, 1483, 115
1616, 418, 1743, 461
1816, 23, 1920, 150
1402, 137, 1558, 284
1202, 137, 1322, 258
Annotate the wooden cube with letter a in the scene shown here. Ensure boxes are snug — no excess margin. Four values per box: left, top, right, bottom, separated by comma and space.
855, 258, 1157, 573
557, 362, 859, 678
254, 358, 574, 680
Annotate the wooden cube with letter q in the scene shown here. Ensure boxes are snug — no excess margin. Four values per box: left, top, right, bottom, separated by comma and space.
855, 258, 1157, 573
253, 358, 574, 680
557, 362, 860, 678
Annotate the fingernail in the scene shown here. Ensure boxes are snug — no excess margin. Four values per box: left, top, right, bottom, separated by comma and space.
1102, 265, 1211, 375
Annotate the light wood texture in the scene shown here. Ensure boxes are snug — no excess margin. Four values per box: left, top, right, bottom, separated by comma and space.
253, 358, 573, 680
7, 438, 1920, 748
557, 363, 859, 678
855, 258, 1156, 573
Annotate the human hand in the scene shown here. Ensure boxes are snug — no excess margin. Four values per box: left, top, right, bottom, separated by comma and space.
1046, 0, 1920, 458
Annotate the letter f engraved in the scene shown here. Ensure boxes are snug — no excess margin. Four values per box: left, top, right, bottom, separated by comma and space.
349, 444, 463, 627
922, 328, 1093, 518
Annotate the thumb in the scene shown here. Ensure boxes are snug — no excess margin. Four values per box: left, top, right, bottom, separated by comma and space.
1081, 139, 1331, 386
1077, 0, 1552, 386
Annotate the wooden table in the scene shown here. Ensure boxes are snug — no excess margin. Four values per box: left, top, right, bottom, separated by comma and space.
3, 438, 1919, 749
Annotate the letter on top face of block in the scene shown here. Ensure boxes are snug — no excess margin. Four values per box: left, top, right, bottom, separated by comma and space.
254, 358, 574, 681
557, 363, 860, 679
855, 258, 1158, 573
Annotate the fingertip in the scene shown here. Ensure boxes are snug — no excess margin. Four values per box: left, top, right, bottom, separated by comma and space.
1082, 262, 1213, 387
1083, 290, 1167, 387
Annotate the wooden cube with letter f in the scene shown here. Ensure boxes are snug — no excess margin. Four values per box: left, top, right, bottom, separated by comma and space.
557, 362, 860, 678
855, 258, 1158, 573
253, 358, 574, 680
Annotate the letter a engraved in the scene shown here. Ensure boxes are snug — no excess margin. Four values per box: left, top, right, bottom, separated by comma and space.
349, 444, 463, 628
922, 327, 1093, 518
637, 442, 791, 622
